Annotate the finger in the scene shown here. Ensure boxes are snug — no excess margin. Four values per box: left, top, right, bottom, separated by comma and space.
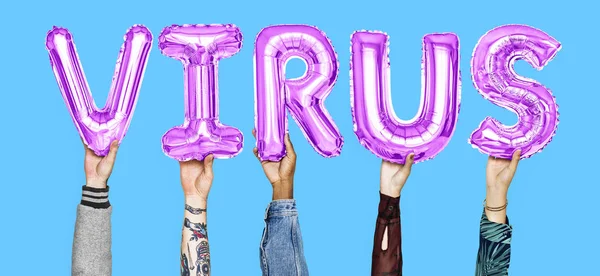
400, 153, 415, 174
81, 138, 93, 154
252, 128, 256, 139
252, 147, 261, 161
203, 154, 214, 175
509, 149, 521, 172
105, 140, 120, 165
253, 147, 271, 166
284, 133, 296, 159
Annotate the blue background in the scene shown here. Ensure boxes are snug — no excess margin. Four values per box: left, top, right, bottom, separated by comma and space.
0, 0, 597, 274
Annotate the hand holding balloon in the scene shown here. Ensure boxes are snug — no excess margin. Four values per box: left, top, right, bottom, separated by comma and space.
485, 150, 521, 223
380, 153, 415, 198
486, 150, 521, 194
84, 140, 120, 189
179, 155, 215, 202
252, 129, 296, 200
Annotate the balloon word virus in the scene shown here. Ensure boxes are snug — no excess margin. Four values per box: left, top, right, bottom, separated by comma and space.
46, 24, 561, 163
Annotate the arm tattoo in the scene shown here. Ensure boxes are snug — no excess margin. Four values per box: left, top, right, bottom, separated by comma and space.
196, 241, 211, 275
184, 218, 208, 241
183, 218, 210, 275
185, 204, 206, 215
181, 252, 190, 276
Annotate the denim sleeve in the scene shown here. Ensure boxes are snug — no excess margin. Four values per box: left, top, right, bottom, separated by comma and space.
475, 209, 512, 276
259, 199, 309, 276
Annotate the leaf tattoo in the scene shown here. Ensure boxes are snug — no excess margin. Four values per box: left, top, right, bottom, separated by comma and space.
184, 218, 208, 241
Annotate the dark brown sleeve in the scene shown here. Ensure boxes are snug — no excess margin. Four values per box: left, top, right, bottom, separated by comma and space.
372, 192, 402, 276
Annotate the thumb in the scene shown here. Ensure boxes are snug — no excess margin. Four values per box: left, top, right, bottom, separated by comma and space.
508, 149, 521, 172
204, 154, 215, 175
105, 140, 120, 165
401, 153, 415, 173
283, 133, 296, 159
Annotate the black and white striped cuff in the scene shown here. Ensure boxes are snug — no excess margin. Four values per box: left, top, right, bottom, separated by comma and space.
81, 186, 111, 209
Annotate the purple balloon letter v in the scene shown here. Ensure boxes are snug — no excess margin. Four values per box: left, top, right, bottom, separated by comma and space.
159, 24, 244, 161
46, 26, 152, 156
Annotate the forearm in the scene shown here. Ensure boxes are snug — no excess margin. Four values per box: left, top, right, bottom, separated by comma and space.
372, 192, 402, 276
72, 186, 112, 276
181, 196, 210, 276
259, 199, 309, 276
475, 210, 512, 276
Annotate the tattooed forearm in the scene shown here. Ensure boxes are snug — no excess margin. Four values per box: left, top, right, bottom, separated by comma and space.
185, 204, 206, 215
184, 218, 208, 241
182, 217, 211, 275
182, 204, 210, 276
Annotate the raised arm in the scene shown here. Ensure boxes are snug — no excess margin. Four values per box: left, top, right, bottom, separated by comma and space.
252, 130, 309, 276
72, 140, 119, 276
179, 155, 215, 276
475, 150, 521, 276
372, 154, 414, 276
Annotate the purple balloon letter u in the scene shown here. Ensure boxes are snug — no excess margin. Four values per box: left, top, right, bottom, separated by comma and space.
470, 25, 561, 159
159, 24, 244, 161
46, 25, 152, 156
350, 32, 461, 164
254, 25, 343, 161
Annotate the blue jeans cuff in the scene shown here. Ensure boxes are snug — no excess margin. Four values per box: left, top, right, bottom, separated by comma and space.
265, 199, 297, 218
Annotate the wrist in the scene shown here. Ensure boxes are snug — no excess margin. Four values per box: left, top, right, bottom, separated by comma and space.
272, 180, 293, 200
380, 186, 401, 198
185, 195, 207, 208
86, 178, 107, 189
486, 186, 508, 197
486, 189, 508, 208
486, 182, 508, 193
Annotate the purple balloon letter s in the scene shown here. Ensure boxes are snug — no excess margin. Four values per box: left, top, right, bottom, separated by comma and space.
350, 32, 461, 164
159, 24, 244, 161
254, 25, 343, 161
470, 24, 561, 159
46, 25, 152, 156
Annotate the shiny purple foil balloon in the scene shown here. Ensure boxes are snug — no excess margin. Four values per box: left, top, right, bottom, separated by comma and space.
46, 25, 152, 156
470, 25, 561, 159
350, 31, 461, 164
254, 25, 343, 161
159, 24, 244, 161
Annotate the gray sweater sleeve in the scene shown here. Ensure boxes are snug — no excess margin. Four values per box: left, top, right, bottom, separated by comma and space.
72, 186, 112, 276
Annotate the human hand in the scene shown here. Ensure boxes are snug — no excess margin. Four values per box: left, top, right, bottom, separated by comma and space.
252, 129, 296, 200
485, 150, 521, 223
180, 155, 215, 204
84, 140, 119, 189
380, 153, 415, 198
486, 150, 521, 193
